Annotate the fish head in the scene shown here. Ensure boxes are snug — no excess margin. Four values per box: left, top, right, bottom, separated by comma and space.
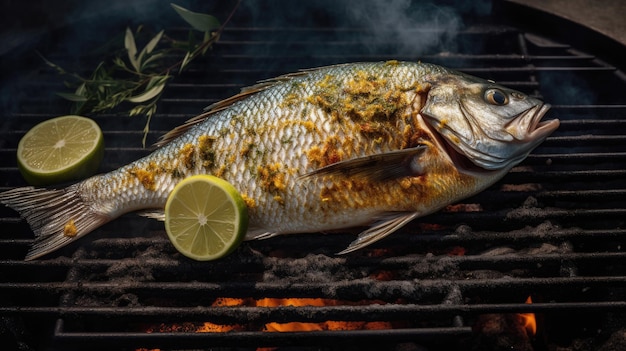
421, 73, 560, 172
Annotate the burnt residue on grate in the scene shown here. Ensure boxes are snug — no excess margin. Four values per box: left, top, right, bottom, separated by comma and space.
2, 1, 626, 350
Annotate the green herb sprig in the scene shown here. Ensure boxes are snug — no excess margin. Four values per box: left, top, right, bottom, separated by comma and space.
43, 2, 239, 147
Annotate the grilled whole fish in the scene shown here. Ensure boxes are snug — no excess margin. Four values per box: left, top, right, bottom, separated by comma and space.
0, 61, 560, 260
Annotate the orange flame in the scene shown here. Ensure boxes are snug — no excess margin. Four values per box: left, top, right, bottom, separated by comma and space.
519, 296, 537, 336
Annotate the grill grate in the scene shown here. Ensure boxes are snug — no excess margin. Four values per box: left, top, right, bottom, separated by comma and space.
1, 1, 626, 350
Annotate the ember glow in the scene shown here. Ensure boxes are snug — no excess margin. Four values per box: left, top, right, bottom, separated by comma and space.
258, 297, 327, 332
143, 321, 242, 334
256, 298, 392, 332
140, 297, 393, 336
519, 296, 537, 336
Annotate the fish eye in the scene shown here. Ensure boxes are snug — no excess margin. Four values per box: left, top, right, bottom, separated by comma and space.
484, 89, 508, 106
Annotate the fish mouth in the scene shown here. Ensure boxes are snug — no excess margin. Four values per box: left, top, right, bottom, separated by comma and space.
530, 105, 560, 140
507, 103, 560, 142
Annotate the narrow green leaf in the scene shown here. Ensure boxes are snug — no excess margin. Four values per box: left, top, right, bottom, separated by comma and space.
137, 29, 165, 69
73, 82, 88, 113
75, 82, 87, 96
57, 92, 89, 102
187, 30, 197, 51
39, 54, 67, 75
113, 56, 129, 70
171, 3, 220, 32
142, 107, 156, 148
124, 28, 137, 56
141, 52, 165, 71
179, 51, 193, 73
145, 29, 164, 54
127, 83, 165, 103
130, 105, 147, 116
201, 31, 212, 55
92, 62, 108, 81
145, 75, 168, 90
157, 74, 171, 86
124, 27, 140, 72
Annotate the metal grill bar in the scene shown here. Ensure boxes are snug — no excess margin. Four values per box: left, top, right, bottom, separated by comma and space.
51, 328, 473, 350
5, 301, 626, 320
2, 276, 625, 302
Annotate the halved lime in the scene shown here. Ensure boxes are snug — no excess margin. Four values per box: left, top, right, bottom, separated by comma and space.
17, 115, 104, 185
165, 175, 248, 261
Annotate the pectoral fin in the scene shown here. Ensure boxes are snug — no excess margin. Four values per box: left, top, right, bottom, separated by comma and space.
338, 212, 419, 254
302, 146, 427, 182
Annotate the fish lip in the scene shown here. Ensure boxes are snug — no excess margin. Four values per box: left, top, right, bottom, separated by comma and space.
508, 103, 559, 142
528, 103, 560, 140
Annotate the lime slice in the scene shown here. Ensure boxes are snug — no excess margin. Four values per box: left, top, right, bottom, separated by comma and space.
17, 115, 104, 185
165, 175, 248, 261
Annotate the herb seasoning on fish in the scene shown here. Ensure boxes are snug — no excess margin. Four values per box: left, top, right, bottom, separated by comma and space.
0, 61, 560, 260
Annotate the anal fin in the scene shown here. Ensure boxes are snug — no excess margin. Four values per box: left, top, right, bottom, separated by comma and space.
245, 227, 280, 241
338, 212, 419, 255
137, 210, 165, 221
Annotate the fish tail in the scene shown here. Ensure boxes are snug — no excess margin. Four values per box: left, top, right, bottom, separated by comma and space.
0, 184, 109, 260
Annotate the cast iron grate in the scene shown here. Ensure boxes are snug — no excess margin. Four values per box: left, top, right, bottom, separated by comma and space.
1, 1, 626, 350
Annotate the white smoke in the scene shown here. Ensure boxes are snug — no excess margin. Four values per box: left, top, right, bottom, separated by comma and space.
239, 0, 493, 60
342, 0, 462, 55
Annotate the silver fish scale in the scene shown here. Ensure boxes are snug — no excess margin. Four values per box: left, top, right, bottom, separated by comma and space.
83, 61, 445, 233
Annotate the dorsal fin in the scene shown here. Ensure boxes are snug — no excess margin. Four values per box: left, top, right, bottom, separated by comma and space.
153, 85, 259, 148
154, 111, 211, 148
154, 71, 315, 148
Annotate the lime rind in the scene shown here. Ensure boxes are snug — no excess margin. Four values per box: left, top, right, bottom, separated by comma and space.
165, 175, 248, 261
